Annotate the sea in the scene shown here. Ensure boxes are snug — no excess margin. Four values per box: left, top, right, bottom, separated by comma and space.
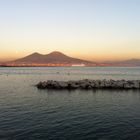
0, 67, 140, 140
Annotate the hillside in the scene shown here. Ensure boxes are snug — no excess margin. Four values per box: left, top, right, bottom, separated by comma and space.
5, 51, 97, 66
104, 59, 140, 67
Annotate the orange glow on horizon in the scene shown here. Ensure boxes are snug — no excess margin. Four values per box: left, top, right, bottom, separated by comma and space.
0, 38, 140, 62
0, 49, 140, 62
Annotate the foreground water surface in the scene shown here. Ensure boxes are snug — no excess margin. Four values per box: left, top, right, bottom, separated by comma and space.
0, 67, 140, 140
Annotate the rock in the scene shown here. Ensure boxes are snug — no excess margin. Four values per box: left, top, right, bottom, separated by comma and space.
94, 80, 101, 88
37, 81, 47, 89
115, 80, 124, 88
67, 81, 79, 89
59, 81, 68, 89
36, 79, 140, 90
124, 82, 133, 89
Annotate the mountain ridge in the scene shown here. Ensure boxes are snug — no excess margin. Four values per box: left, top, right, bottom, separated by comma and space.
5, 51, 97, 66
1, 51, 140, 67
104, 59, 140, 66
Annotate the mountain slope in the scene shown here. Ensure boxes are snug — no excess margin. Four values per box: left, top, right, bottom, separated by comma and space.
44, 51, 94, 63
2, 52, 140, 67
118, 59, 140, 66
8, 51, 96, 66
14, 52, 46, 63
104, 59, 140, 66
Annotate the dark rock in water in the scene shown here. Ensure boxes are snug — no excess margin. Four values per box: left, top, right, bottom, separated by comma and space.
36, 79, 140, 90
37, 81, 47, 89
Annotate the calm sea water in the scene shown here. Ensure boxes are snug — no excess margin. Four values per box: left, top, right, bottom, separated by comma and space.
0, 67, 140, 140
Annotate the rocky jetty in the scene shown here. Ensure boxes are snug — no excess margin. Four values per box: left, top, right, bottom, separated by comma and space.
36, 79, 140, 90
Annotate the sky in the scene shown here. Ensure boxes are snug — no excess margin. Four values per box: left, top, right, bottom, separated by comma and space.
0, 0, 140, 62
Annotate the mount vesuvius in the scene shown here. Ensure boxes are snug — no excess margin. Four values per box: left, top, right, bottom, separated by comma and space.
3, 51, 97, 66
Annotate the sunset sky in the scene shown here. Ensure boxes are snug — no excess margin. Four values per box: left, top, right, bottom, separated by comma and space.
0, 0, 140, 62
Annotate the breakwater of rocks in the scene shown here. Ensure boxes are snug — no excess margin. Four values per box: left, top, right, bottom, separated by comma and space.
36, 79, 140, 89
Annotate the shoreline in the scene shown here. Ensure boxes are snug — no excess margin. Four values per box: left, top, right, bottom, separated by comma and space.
36, 79, 140, 90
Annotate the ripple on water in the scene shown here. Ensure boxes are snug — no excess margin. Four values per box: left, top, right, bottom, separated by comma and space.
0, 67, 140, 140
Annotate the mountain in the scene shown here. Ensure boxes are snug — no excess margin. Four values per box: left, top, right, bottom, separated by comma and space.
5, 51, 97, 66
118, 59, 140, 66
2, 51, 140, 67
104, 59, 140, 66
14, 52, 45, 63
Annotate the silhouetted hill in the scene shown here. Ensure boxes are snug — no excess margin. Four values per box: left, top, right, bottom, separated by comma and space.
2, 52, 140, 67
6, 51, 97, 66
119, 59, 140, 66
44, 51, 94, 63
104, 59, 140, 66
14, 52, 46, 63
